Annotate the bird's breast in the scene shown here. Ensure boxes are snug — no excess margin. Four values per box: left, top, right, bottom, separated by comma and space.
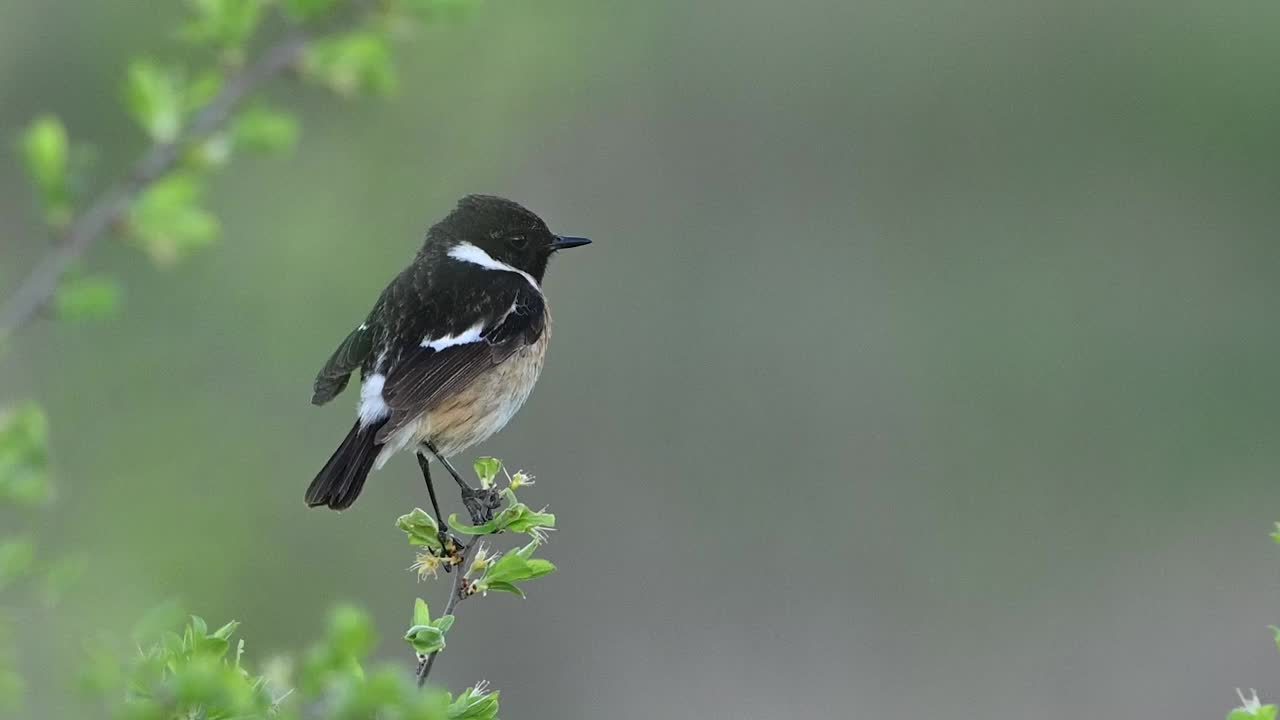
419, 315, 551, 457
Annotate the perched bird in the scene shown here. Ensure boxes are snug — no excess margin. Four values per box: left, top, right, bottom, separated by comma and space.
306, 195, 590, 526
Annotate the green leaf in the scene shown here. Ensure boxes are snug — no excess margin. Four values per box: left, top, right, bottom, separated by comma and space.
479, 580, 523, 597
1271, 522, 1280, 545
210, 620, 239, 641
1231, 707, 1280, 720
449, 683, 499, 720
413, 597, 431, 626
18, 115, 70, 224
405, 599, 457, 655
404, 624, 446, 655
303, 31, 397, 96
473, 457, 502, 487
327, 605, 375, 659
432, 614, 455, 635
54, 274, 122, 321
0, 404, 52, 507
125, 59, 184, 142
1230, 690, 1279, 720
129, 173, 219, 265
448, 501, 555, 537
231, 105, 298, 154
473, 539, 556, 597
182, 0, 264, 54
396, 507, 443, 551
0, 538, 35, 590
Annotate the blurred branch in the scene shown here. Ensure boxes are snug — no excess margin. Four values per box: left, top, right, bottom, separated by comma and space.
0, 2, 375, 342
416, 540, 478, 687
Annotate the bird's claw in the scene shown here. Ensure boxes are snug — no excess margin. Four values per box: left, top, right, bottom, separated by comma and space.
461, 486, 503, 525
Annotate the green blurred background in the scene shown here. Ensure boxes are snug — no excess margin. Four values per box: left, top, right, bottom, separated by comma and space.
4, 0, 1280, 717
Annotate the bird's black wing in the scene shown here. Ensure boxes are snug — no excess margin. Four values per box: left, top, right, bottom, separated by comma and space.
374, 272, 545, 444
312, 318, 379, 405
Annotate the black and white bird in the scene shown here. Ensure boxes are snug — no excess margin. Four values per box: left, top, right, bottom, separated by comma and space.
306, 195, 590, 525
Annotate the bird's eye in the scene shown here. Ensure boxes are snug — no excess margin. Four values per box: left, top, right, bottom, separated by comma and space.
508, 235, 529, 250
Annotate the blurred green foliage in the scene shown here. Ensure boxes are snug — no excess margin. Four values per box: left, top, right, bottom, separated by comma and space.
0, 404, 51, 507
0, 438, 543, 718
96, 609, 498, 720
17, 115, 71, 226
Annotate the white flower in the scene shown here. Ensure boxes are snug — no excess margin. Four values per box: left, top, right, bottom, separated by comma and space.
411, 551, 442, 580
1236, 688, 1265, 715
469, 542, 498, 576
509, 470, 536, 490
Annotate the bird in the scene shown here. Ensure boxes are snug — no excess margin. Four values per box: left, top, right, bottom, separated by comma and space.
305, 195, 590, 528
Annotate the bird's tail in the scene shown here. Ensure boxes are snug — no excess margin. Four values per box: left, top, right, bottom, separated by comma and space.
306, 420, 384, 510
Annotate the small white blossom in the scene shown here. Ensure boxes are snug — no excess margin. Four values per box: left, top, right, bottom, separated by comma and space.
411, 551, 442, 580
509, 470, 536, 491
1237, 688, 1266, 715
469, 542, 499, 576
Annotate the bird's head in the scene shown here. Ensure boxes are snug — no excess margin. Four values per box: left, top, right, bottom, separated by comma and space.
426, 195, 590, 282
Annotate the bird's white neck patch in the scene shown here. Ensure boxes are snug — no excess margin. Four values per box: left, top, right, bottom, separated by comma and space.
447, 242, 540, 291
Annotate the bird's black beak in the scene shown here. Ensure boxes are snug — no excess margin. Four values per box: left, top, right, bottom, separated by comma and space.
550, 235, 592, 251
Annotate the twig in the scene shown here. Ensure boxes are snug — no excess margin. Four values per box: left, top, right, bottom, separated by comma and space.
416, 540, 479, 688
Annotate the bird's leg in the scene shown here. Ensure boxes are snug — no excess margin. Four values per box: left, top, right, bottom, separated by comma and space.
416, 453, 458, 568
425, 442, 502, 525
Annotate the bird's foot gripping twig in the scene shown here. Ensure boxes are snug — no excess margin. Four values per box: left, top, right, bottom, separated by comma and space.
460, 485, 504, 525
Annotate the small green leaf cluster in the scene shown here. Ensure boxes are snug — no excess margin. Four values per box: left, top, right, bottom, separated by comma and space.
181, 0, 267, 62
1230, 689, 1278, 720
471, 538, 556, 598
405, 598, 455, 656
0, 404, 52, 506
398, 457, 557, 596
17, 116, 74, 227
118, 616, 273, 720
86, 607, 497, 720
398, 506, 445, 553
398, 457, 556, 704
0, 405, 87, 712
304, 31, 398, 96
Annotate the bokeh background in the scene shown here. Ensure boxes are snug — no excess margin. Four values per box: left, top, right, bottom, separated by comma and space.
3, 0, 1280, 717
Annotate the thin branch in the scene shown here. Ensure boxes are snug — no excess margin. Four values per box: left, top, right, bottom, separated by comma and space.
416, 540, 479, 688
0, 27, 314, 342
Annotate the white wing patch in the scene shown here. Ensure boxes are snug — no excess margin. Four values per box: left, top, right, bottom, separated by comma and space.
358, 373, 389, 427
447, 242, 540, 291
421, 321, 487, 351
